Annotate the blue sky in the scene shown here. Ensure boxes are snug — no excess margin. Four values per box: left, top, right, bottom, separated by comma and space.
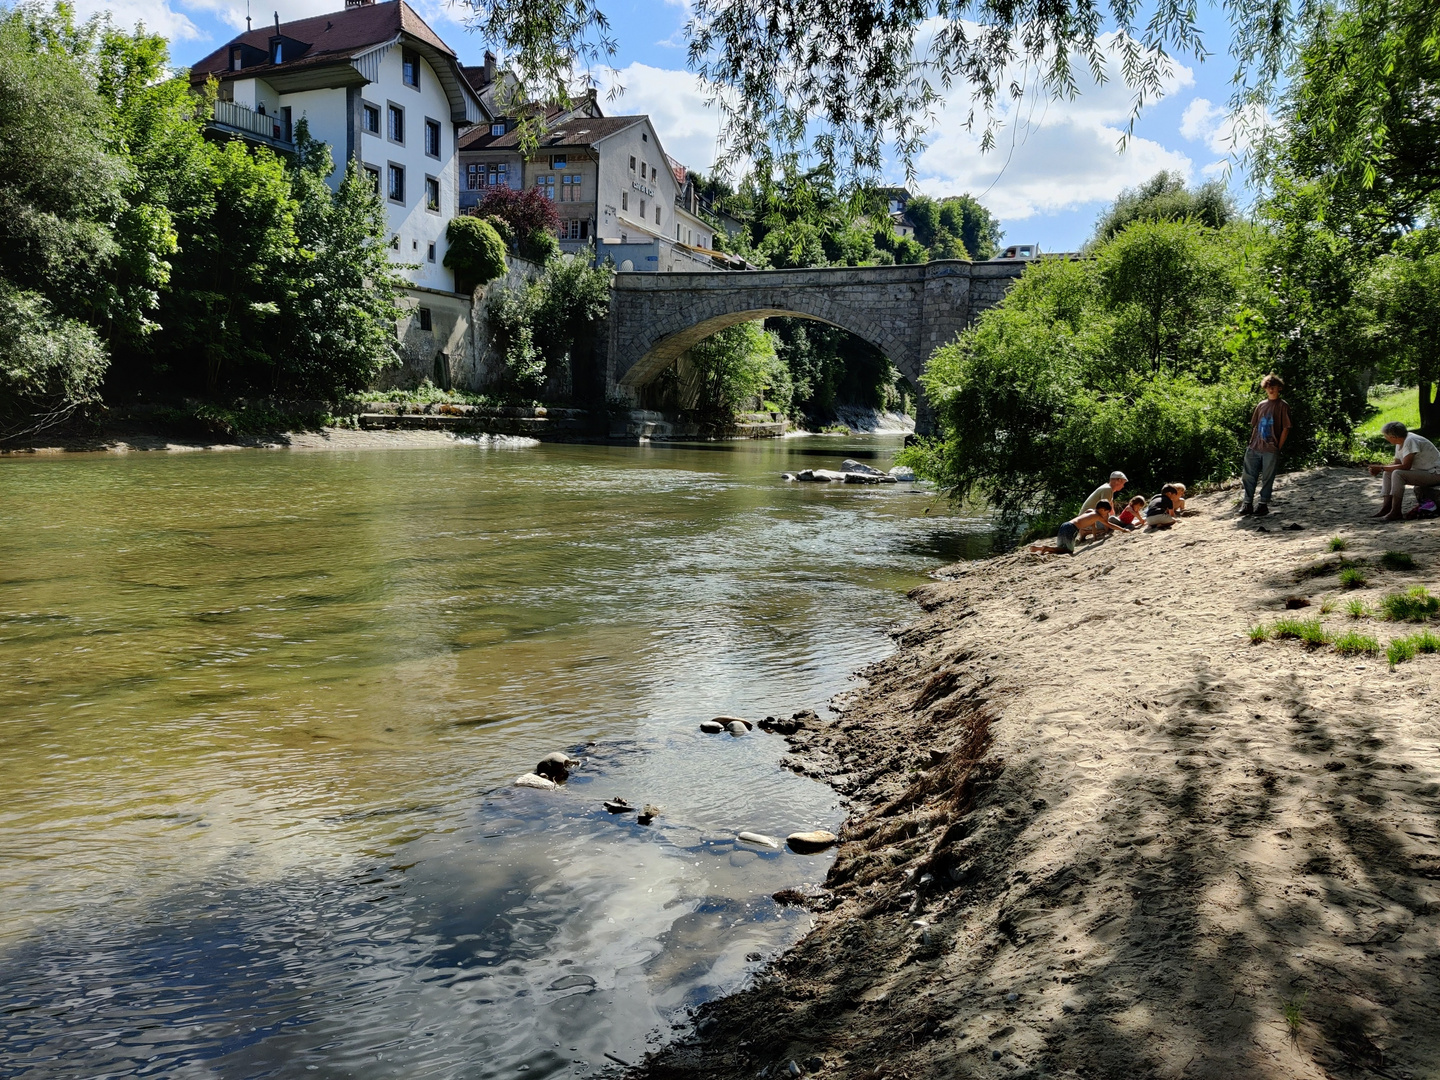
87, 0, 1253, 250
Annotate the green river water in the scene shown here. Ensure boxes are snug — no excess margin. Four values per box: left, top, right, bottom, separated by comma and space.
0, 435, 989, 1078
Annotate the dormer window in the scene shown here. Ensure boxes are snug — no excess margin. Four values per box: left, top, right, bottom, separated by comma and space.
230, 46, 243, 71
272, 40, 283, 64
490, 122, 504, 137
402, 49, 419, 88
550, 154, 566, 168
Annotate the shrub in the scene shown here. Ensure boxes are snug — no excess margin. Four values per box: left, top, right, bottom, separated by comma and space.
1248, 623, 1269, 643
1320, 595, 1337, 614
1379, 585, 1439, 621
1339, 566, 1368, 589
521, 227, 562, 264
1388, 637, 1417, 667
1380, 550, 1416, 571
1328, 536, 1348, 552
473, 185, 560, 239
444, 216, 508, 291
1412, 629, 1440, 653
1346, 598, 1369, 619
1332, 630, 1379, 656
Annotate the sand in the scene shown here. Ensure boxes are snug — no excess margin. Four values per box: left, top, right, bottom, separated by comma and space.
639, 466, 1440, 1080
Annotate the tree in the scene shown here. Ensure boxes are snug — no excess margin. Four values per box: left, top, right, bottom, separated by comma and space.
1092, 171, 1235, 242
445, 216, 509, 293
1354, 230, 1440, 434
685, 322, 786, 419
472, 185, 561, 262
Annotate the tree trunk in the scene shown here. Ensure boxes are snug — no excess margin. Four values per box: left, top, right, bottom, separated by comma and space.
1420, 380, 1440, 437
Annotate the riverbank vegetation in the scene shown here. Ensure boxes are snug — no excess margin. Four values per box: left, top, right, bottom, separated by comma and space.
0, 4, 407, 442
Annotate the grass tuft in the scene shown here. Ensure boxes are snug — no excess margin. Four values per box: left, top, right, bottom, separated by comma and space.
1320, 595, 1337, 615
1283, 992, 1308, 1042
1379, 550, 1416, 571
1379, 585, 1440, 622
1272, 617, 1330, 648
1388, 637, 1418, 668
1345, 598, 1369, 619
1248, 623, 1270, 643
1413, 629, 1440, 654
1328, 536, 1348, 552
1332, 630, 1379, 656
1339, 566, 1368, 589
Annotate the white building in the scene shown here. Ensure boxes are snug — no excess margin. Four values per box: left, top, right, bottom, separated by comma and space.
459, 112, 724, 272
191, 0, 487, 382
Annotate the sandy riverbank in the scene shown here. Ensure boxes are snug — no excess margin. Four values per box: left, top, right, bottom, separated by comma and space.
638, 466, 1440, 1080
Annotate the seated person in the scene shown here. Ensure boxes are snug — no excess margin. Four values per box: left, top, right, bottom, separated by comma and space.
1030, 500, 1134, 555
1170, 482, 1189, 513
1145, 485, 1181, 527
1369, 422, 1440, 521
1082, 471, 1129, 512
1119, 495, 1147, 526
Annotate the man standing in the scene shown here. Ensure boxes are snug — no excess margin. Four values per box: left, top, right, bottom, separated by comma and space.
1240, 374, 1292, 516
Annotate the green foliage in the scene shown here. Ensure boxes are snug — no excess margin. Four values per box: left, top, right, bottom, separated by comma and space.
355, 385, 499, 407
1352, 234, 1440, 433
445, 216, 508, 291
1332, 630, 1379, 656
680, 321, 788, 418
489, 252, 610, 393
1411, 629, 1440, 654
1346, 598, 1369, 619
906, 194, 1003, 260
1328, 536, 1348, 551
1379, 586, 1439, 622
1248, 623, 1270, 643
1092, 172, 1235, 243
1379, 550, 1416, 571
1271, 616, 1329, 647
902, 224, 1260, 518
1387, 636, 1417, 667
1339, 566, 1367, 589
150, 399, 332, 438
0, 283, 109, 436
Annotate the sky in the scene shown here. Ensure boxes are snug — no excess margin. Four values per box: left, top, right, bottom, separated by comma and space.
82, 0, 1253, 251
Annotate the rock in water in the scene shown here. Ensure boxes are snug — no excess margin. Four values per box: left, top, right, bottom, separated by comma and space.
737, 831, 782, 849
841, 459, 885, 476
726, 721, 749, 737
535, 752, 579, 782
699, 720, 724, 733
637, 804, 662, 824
781, 472, 797, 481
603, 797, 635, 814
713, 715, 753, 729
786, 830, 839, 854
888, 465, 917, 481
514, 773, 556, 790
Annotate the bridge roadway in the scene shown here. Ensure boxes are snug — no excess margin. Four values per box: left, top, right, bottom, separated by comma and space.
603, 260, 1026, 432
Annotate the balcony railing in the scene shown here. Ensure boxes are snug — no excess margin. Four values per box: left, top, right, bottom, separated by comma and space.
212, 99, 290, 145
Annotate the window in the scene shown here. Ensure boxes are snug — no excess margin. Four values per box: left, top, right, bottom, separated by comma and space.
272, 40, 283, 64
642, 132, 648, 142
560, 220, 590, 240
388, 103, 404, 144
550, 154, 566, 168
417, 307, 432, 331
655, 205, 661, 224
561, 174, 582, 202
402, 49, 419, 88
230, 46, 243, 71
425, 119, 441, 157
466, 162, 507, 189
424, 175, 440, 212
427, 242, 436, 263
364, 165, 380, 192
388, 163, 405, 203
536, 175, 555, 200
363, 103, 380, 134
280, 106, 292, 143
491, 122, 505, 136
639, 199, 646, 219
628, 156, 636, 174
621, 191, 628, 211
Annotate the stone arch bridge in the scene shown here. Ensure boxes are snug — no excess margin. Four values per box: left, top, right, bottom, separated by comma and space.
604, 260, 1025, 432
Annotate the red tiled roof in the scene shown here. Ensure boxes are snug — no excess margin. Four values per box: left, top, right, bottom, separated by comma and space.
190, 0, 451, 82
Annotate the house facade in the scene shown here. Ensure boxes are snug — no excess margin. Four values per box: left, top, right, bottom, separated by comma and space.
458, 113, 722, 272
191, 0, 487, 381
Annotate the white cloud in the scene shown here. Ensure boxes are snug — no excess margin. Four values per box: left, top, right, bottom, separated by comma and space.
72, 0, 206, 40
908, 35, 1196, 220
1177, 96, 1271, 176
599, 63, 724, 172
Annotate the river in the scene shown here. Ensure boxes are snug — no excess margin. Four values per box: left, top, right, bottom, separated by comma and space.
0, 435, 989, 1078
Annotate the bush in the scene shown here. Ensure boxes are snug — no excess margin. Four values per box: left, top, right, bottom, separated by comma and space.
1332, 630, 1379, 656
444, 216, 508, 291
522, 227, 561, 264
1379, 585, 1439, 621
1388, 637, 1417, 667
473, 185, 560, 239
0, 284, 108, 439
1339, 566, 1368, 589
1329, 536, 1348, 551
1379, 550, 1416, 571
487, 252, 611, 394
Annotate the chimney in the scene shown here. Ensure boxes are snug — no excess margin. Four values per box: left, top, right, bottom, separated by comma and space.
483, 50, 497, 86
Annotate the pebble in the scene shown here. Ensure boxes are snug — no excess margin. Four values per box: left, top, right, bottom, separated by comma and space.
786, 1061, 803, 1077
699, 720, 724, 733
514, 773, 556, 790
637, 804, 662, 824
786, 830, 839, 854
1006, 992, 1019, 1003
737, 831, 782, 849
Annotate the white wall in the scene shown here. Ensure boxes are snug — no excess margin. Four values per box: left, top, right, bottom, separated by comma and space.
596, 121, 677, 244
282, 86, 349, 181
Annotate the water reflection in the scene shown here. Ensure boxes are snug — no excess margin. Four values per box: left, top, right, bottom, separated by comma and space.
0, 437, 988, 1077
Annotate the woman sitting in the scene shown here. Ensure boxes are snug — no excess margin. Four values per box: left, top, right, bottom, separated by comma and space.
1369, 422, 1440, 521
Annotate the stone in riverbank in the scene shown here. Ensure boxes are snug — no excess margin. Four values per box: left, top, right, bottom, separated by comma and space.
513, 773, 556, 790
736, 831, 782, 849
785, 830, 838, 854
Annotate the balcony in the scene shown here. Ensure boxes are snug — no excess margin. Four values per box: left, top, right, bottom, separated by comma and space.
208, 99, 293, 151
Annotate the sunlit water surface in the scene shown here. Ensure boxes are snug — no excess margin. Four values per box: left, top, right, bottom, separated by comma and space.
0, 436, 989, 1078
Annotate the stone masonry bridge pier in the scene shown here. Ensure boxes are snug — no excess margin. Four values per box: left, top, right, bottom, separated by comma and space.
604, 260, 1025, 434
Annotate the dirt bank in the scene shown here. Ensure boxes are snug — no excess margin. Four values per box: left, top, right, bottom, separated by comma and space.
0, 426, 536, 455
638, 466, 1440, 1080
